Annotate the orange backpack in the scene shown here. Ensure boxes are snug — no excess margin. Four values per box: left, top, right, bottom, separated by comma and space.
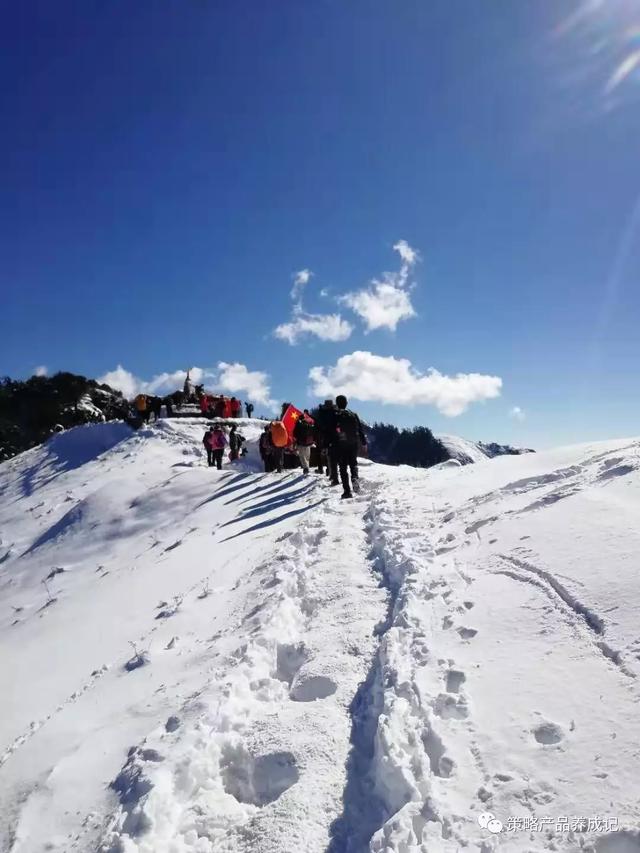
270, 420, 288, 448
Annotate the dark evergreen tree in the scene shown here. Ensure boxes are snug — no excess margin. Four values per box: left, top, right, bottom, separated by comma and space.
365, 422, 448, 469
0, 373, 129, 462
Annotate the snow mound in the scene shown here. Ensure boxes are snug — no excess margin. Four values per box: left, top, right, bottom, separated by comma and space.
44, 421, 133, 470
432, 458, 463, 470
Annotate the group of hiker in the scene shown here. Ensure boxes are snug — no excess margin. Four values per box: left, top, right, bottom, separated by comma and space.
198, 394, 253, 419
133, 393, 165, 422
132, 392, 254, 423
202, 423, 247, 469
258, 396, 366, 500
135, 368, 367, 498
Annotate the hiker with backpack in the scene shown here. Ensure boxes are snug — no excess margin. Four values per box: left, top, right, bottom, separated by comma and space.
209, 424, 227, 471
328, 395, 367, 499
229, 424, 245, 461
202, 426, 216, 467
134, 393, 149, 424
150, 396, 162, 421
269, 420, 287, 473
245, 402, 254, 418
293, 410, 314, 475
259, 425, 273, 472
313, 399, 335, 476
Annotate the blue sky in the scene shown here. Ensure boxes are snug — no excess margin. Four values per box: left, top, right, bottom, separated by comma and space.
2, 1, 639, 449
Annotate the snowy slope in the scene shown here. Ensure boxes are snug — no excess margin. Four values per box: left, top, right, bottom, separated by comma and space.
438, 434, 533, 466
438, 435, 490, 465
1, 421, 640, 853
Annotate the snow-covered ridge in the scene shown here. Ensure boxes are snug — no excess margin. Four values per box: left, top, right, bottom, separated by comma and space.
2, 422, 640, 852
438, 433, 534, 466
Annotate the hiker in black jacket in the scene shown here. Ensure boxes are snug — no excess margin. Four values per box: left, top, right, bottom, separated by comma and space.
314, 399, 336, 477
258, 425, 273, 472
229, 424, 245, 461
328, 395, 367, 499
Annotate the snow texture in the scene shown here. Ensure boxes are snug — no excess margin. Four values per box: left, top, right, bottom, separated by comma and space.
1, 418, 640, 852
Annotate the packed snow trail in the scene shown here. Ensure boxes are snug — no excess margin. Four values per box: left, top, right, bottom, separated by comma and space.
100, 477, 386, 853
1, 421, 640, 852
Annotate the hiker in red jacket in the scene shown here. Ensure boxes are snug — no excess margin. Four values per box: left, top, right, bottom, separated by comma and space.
230, 396, 242, 418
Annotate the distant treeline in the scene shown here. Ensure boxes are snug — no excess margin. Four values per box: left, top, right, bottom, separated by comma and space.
0, 373, 128, 461
365, 422, 449, 469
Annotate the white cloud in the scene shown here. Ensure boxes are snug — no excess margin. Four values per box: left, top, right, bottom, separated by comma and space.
393, 239, 420, 266
98, 365, 142, 398
146, 367, 209, 394
509, 405, 526, 422
291, 269, 312, 301
33, 365, 48, 377
308, 351, 502, 417
341, 283, 415, 332
274, 310, 353, 345
341, 239, 420, 332
274, 267, 353, 346
216, 361, 275, 408
97, 363, 275, 409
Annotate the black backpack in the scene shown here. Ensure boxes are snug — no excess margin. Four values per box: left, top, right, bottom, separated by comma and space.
294, 418, 313, 445
334, 409, 360, 445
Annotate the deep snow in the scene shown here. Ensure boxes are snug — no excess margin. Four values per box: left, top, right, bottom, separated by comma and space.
1, 419, 640, 853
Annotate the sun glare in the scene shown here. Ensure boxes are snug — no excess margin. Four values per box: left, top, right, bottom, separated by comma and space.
555, 0, 640, 99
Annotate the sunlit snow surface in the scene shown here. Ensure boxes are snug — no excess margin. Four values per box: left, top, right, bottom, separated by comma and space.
1, 419, 640, 852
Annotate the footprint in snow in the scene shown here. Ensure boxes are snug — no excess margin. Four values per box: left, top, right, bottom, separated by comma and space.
533, 721, 564, 745
290, 674, 337, 702
165, 715, 180, 732
220, 746, 299, 806
457, 627, 478, 640
274, 642, 309, 686
493, 773, 513, 783
434, 692, 469, 720
445, 669, 466, 693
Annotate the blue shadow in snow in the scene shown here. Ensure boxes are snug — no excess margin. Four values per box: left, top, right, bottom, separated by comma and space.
18, 422, 132, 498
224, 474, 307, 506
219, 498, 326, 541
221, 484, 316, 527
195, 473, 259, 508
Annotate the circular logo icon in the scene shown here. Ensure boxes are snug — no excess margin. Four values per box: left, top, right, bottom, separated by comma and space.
477, 812, 503, 833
